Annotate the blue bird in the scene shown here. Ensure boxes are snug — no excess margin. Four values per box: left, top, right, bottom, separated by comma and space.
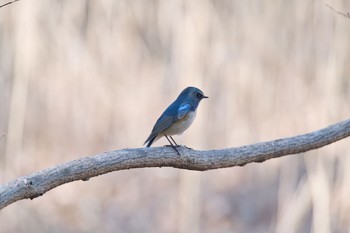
144, 87, 208, 153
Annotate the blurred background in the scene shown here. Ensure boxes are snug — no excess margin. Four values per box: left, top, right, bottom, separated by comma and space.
0, 0, 350, 232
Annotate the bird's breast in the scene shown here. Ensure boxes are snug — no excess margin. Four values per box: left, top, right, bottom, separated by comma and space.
163, 110, 197, 136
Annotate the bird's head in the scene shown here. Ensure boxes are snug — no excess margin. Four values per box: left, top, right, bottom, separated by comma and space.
177, 86, 208, 107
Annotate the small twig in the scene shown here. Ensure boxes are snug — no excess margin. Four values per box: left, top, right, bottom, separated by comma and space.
326, 3, 350, 19
0, 0, 20, 9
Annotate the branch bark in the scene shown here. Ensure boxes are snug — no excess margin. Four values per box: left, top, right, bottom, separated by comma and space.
1, 119, 350, 209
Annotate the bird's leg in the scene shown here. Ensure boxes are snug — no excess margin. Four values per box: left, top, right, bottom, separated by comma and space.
164, 135, 174, 146
169, 136, 178, 146
164, 135, 181, 156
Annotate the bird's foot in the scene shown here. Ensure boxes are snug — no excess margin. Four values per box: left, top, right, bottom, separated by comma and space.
164, 144, 181, 148
164, 144, 192, 150
164, 144, 181, 156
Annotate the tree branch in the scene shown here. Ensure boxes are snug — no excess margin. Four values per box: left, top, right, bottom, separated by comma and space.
326, 3, 350, 19
1, 119, 350, 209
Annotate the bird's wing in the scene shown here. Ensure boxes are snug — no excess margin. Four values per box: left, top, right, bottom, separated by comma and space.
153, 115, 176, 135
144, 103, 192, 146
152, 104, 191, 135
177, 104, 192, 119
144, 115, 176, 144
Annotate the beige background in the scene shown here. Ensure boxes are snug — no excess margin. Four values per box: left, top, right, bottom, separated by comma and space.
1, 0, 350, 232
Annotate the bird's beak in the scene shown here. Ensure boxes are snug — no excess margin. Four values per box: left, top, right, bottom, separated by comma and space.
203, 95, 209, 99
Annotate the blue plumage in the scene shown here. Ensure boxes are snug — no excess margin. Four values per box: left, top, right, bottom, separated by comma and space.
144, 87, 208, 148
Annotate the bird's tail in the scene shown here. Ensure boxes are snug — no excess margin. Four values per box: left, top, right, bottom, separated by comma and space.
144, 135, 157, 147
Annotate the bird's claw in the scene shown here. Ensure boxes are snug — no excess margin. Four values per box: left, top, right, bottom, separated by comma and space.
183, 145, 193, 150
164, 144, 181, 148
164, 145, 181, 156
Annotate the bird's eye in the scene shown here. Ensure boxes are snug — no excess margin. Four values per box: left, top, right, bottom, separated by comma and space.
196, 92, 202, 98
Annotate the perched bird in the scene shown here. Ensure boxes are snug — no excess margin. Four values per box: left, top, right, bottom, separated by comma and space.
144, 86, 208, 153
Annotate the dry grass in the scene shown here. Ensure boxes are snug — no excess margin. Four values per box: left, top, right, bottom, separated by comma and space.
0, 0, 350, 232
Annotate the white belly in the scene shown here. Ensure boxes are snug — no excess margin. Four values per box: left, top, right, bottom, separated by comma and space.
163, 110, 197, 136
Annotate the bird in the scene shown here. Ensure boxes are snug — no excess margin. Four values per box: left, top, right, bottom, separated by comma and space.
144, 86, 208, 154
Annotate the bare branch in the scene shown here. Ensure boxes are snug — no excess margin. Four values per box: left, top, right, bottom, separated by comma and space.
1, 119, 350, 209
0, 0, 20, 9
326, 3, 350, 19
